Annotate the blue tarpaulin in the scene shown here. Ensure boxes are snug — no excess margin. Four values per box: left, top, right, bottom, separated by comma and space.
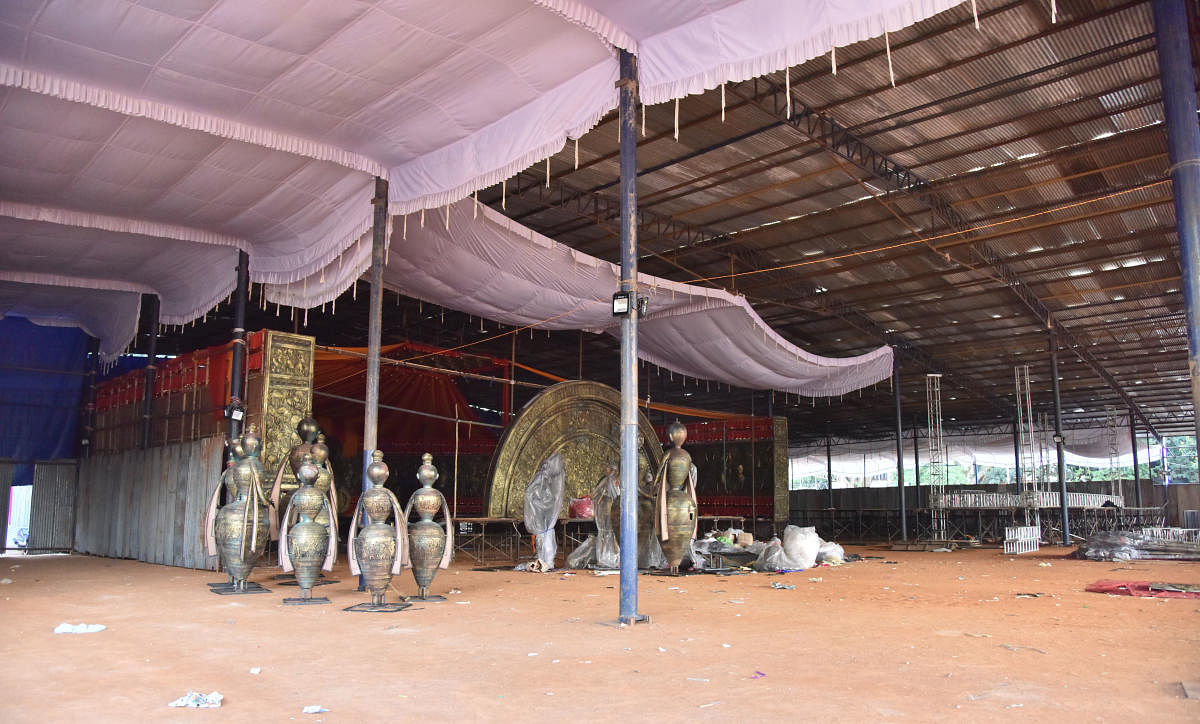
0, 317, 88, 484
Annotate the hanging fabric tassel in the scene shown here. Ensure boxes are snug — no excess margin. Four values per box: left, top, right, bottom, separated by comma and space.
303, 307, 308, 327
473, 190, 479, 219
444, 204, 450, 231
420, 207, 425, 227
831, 46, 837, 75
785, 66, 791, 118
502, 179, 507, 210
971, 0, 980, 29
574, 138, 579, 169
545, 157, 550, 188
641, 103, 646, 137
885, 31, 895, 87
720, 83, 726, 122
331, 298, 336, 315
1050, 0, 1057, 23
353, 280, 358, 301
320, 266, 325, 284
673, 98, 680, 140
321, 302, 325, 314
402, 214, 408, 240
275, 301, 280, 316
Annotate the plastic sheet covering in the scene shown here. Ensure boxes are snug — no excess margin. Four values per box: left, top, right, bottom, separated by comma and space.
1076, 531, 1200, 562
277, 200, 893, 396
753, 525, 821, 571
0, 278, 139, 364
524, 453, 566, 569
0, 317, 87, 484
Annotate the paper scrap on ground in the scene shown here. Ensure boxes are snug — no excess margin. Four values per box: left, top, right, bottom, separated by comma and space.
302, 705, 329, 714
54, 623, 106, 634
168, 691, 223, 708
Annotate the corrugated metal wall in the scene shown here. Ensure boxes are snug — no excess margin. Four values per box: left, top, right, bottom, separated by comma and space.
26, 461, 77, 552
75, 436, 222, 570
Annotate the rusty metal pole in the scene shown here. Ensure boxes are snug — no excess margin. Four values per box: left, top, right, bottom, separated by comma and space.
140, 294, 159, 449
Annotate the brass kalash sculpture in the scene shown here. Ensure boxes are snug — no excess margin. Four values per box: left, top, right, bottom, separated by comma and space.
270, 417, 339, 591
653, 421, 698, 574
345, 450, 409, 612
205, 425, 273, 595
278, 453, 337, 604
403, 453, 454, 601
204, 425, 272, 593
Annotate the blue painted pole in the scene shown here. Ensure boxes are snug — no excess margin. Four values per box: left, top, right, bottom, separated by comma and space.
1152, 0, 1200, 454
617, 49, 644, 624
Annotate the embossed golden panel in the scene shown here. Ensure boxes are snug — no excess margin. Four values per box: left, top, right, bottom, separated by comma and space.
258, 331, 315, 488
486, 380, 663, 519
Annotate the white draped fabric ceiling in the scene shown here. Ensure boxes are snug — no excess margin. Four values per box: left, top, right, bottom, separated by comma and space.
0, 0, 962, 367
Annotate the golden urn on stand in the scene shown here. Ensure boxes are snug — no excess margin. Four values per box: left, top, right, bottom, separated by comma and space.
345, 450, 409, 612
403, 453, 454, 601
279, 454, 337, 605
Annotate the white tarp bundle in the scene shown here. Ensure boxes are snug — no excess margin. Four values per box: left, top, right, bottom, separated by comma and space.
271, 199, 894, 396
0, 0, 964, 361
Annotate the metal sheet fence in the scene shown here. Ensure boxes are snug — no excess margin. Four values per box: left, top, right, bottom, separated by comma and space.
75, 436, 222, 570
27, 461, 77, 552
0, 459, 12, 548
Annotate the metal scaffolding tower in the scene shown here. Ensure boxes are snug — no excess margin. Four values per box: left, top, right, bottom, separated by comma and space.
1008, 366, 1042, 553
1105, 405, 1120, 497
925, 374, 947, 541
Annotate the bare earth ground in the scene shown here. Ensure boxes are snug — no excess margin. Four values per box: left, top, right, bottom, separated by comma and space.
1, 547, 1197, 723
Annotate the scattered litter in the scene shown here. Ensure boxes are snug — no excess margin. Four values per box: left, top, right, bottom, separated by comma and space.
699, 702, 720, 709
882, 560, 899, 565
454, 601, 471, 605
687, 677, 709, 683
667, 586, 679, 590
1007, 704, 1024, 709
769, 582, 795, 590
528, 653, 538, 657
593, 570, 619, 576
808, 577, 822, 583
168, 691, 223, 709
447, 588, 462, 594
658, 647, 666, 652
545, 692, 554, 696
54, 623, 105, 634
751, 671, 767, 679
1015, 592, 1046, 598
249, 667, 261, 675
964, 632, 992, 638
1181, 681, 1200, 700
551, 659, 560, 663
1001, 644, 1048, 655
727, 599, 745, 604
302, 705, 329, 714
1038, 562, 1052, 568
721, 643, 731, 648
0, 578, 12, 584
1086, 580, 1200, 599
931, 547, 952, 553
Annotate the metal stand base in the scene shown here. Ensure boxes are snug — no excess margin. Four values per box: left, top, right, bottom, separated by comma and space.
210, 582, 271, 595
343, 601, 411, 613
617, 613, 651, 625
278, 578, 339, 587
282, 596, 330, 605
404, 594, 447, 602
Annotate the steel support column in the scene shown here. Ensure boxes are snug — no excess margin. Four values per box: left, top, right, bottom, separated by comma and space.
912, 421, 921, 508
363, 177, 388, 480
1050, 330, 1070, 545
140, 294, 160, 449
616, 50, 644, 625
826, 433, 834, 508
1012, 413, 1022, 491
228, 251, 249, 441
1153, 0, 1200, 452
1130, 412, 1142, 506
893, 354, 907, 540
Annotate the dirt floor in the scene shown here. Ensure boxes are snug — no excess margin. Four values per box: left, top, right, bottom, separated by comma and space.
1, 546, 1198, 722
